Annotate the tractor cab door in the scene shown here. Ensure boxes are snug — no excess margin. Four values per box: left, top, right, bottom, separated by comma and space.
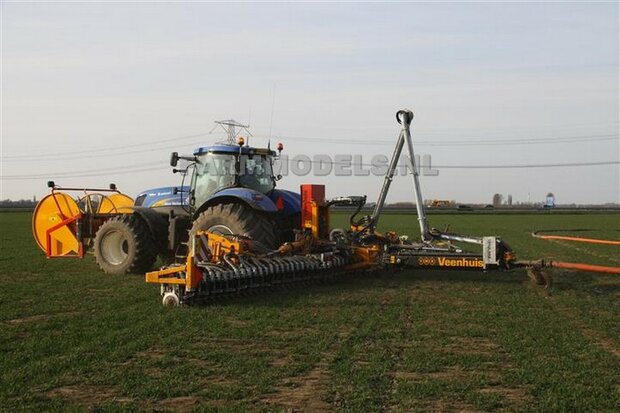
192, 153, 236, 210
239, 155, 275, 195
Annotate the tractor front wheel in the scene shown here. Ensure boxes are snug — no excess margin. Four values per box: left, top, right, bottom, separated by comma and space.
190, 203, 278, 250
94, 214, 158, 275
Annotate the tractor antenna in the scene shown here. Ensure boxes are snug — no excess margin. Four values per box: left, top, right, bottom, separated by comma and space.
213, 119, 253, 146
269, 82, 276, 140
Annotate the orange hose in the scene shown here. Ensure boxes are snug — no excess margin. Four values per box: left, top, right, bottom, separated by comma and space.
535, 234, 620, 246
530, 230, 620, 274
550, 261, 620, 274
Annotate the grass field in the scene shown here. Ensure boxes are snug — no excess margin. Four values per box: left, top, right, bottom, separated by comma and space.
1, 211, 619, 412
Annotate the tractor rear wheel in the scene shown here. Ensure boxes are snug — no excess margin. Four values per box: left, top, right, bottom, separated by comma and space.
94, 214, 158, 275
190, 203, 278, 250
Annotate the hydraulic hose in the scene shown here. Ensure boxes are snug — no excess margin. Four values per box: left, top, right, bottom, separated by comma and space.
529, 229, 620, 274
549, 261, 620, 274
532, 229, 620, 246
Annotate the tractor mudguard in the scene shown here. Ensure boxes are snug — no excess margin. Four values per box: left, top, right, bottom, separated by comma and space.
193, 187, 278, 218
270, 189, 301, 216
130, 206, 170, 251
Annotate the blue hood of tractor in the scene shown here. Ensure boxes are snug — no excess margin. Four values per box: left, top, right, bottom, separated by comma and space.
134, 186, 189, 207
134, 185, 300, 215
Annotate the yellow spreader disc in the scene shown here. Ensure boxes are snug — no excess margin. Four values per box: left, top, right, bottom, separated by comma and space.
32, 192, 81, 256
98, 193, 134, 214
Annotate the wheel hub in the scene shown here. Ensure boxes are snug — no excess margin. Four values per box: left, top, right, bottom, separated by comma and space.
100, 230, 129, 265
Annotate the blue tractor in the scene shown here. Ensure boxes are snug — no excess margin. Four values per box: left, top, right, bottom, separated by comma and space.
92, 138, 301, 275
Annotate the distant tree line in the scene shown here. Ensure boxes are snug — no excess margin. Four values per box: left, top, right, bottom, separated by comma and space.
0, 199, 37, 208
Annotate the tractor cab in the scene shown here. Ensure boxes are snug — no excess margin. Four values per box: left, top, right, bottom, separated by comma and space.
190, 144, 278, 211
170, 139, 297, 219
168, 121, 299, 250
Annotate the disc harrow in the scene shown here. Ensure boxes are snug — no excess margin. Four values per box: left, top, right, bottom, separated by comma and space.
152, 230, 360, 305
195, 252, 348, 296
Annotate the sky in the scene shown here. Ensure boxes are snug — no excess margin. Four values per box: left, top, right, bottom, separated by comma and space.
1, 2, 619, 205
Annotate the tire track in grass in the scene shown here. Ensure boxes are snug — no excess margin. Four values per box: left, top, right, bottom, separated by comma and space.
384, 280, 417, 412
546, 294, 619, 358
490, 283, 620, 412
387, 277, 530, 412
329, 280, 408, 412
259, 280, 390, 411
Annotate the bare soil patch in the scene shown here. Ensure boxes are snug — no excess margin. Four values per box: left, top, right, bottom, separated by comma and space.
191, 337, 269, 352
153, 396, 201, 411
262, 360, 332, 412
267, 327, 319, 338
393, 366, 471, 382
480, 386, 531, 404
442, 336, 499, 356
225, 315, 248, 327
5, 314, 50, 324
46, 385, 127, 406
421, 399, 487, 413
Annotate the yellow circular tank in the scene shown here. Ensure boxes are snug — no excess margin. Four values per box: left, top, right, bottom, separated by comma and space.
32, 192, 81, 256
98, 193, 134, 213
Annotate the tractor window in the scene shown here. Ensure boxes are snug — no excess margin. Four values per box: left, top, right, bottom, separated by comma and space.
240, 155, 274, 194
193, 153, 235, 207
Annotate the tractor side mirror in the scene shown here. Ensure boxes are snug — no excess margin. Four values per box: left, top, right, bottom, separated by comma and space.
170, 152, 179, 167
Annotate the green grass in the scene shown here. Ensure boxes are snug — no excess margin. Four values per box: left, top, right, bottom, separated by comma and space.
1, 211, 619, 412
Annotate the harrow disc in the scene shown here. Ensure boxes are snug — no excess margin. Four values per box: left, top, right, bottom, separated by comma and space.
32, 192, 81, 256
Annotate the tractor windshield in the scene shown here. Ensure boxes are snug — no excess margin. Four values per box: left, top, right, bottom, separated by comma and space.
192, 152, 275, 209
239, 155, 275, 194
193, 153, 236, 207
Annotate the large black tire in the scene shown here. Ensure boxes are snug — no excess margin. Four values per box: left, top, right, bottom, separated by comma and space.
94, 214, 158, 275
190, 203, 278, 250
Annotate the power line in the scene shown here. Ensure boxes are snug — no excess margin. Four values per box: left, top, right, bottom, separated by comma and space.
2, 131, 618, 162
6, 165, 169, 180
2, 159, 618, 181
432, 161, 620, 169
2, 140, 209, 162
261, 133, 619, 147
2, 131, 213, 160
1, 161, 164, 180
289, 159, 620, 169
